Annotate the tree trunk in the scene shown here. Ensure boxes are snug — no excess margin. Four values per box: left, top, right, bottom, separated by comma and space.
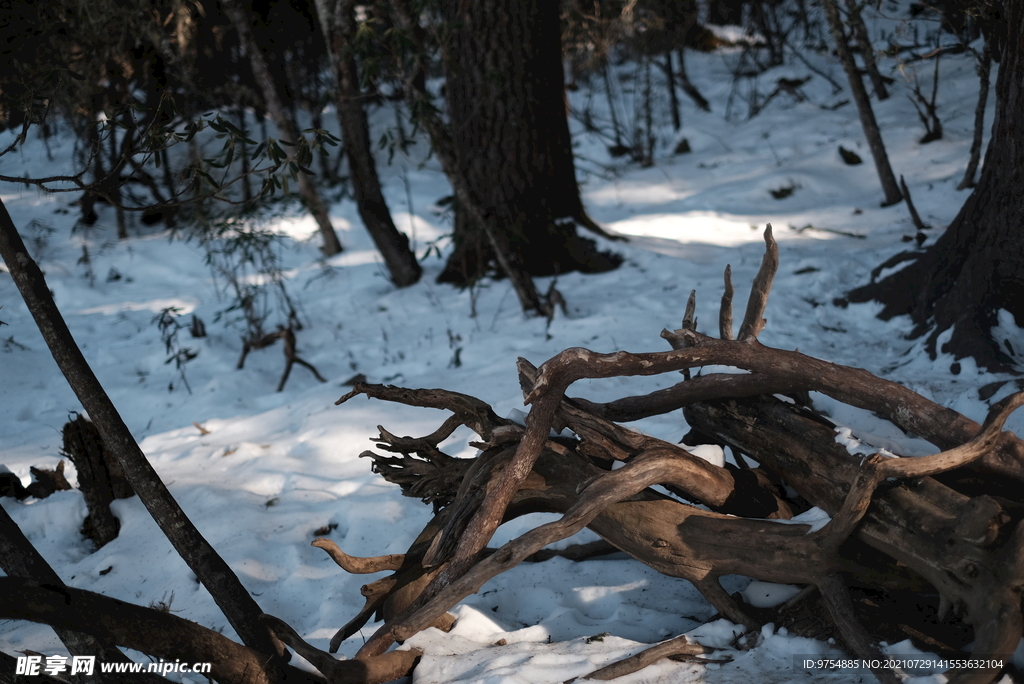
314, 0, 421, 287
957, 41, 992, 190
664, 52, 681, 131
843, 0, 889, 100
821, 0, 902, 206
436, 0, 620, 286
849, 2, 1024, 371
0, 198, 286, 662
220, 0, 344, 257
706, 0, 745, 25
0, 506, 163, 684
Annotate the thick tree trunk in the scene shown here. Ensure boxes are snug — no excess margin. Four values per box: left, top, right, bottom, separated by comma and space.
220, 0, 344, 257
436, 0, 620, 286
384, 0, 548, 314
707, 0, 745, 25
821, 0, 902, 205
313, 0, 421, 287
849, 2, 1024, 371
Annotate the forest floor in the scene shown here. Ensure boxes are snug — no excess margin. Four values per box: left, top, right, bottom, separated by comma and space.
2, 9, 1023, 684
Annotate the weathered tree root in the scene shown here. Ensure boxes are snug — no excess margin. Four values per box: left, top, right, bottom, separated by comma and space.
328, 226, 1024, 684
312, 538, 404, 574
686, 395, 1024, 684
311, 528, 458, 653
570, 634, 727, 683
262, 614, 421, 684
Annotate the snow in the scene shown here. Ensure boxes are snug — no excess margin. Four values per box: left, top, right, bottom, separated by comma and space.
3, 10, 1024, 683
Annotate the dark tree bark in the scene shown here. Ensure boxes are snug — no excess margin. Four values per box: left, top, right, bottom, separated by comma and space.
849, 2, 1024, 371
821, 0, 902, 206
843, 0, 889, 100
958, 40, 992, 190
0, 578, 327, 684
0, 506, 164, 684
0, 198, 285, 661
220, 0, 344, 257
664, 52, 681, 131
313, 0, 421, 288
436, 0, 620, 286
61, 414, 134, 548
706, 0, 745, 25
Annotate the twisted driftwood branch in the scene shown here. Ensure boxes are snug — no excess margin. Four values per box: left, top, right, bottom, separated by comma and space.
737, 224, 778, 340
312, 538, 404, 574
331, 227, 1024, 683
261, 614, 421, 684
572, 634, 725, 682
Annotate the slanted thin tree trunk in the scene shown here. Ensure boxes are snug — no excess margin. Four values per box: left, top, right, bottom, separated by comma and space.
675, 48, 711, 112
220, 0, 343, 257
958, 41, 992, 190
821, 0, 902, 205
664, 51, 681, 131
0, 199, 284, 661
236, 107, 255, 206
107, 115, 128, 239
843, 0, 889, 100
313, 0, 421, 287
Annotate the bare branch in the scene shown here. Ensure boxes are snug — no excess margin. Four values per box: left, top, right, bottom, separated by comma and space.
312, 538, 405, 573
737, 225, 778, 340
575, 634, 725, 682
0, 199, 284, 657
719, 264, 734, 340
879, 391, 1024, 480
900, 175, 931, 232
262, 614, 421, 684
356, 446, 855, 655
818, 574, 899, 684
570, 372, 805, 423
526, 339, 1024, 484
682, 290, 697, 331
328, 576, 398, 651
337, 383, 514, 442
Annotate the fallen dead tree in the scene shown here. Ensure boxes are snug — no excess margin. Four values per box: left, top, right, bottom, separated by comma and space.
312, 226, 1024, 684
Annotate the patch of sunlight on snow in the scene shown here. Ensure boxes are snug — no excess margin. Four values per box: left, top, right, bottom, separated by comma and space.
278, 216, 362, 242
274, 214, 349, 240
331, 249, 385, 268
589, 181, 686, 205
609, 212, 761, 247
392, 212, 447, 243
606, 212, 764, 262
77, 297, 198, 315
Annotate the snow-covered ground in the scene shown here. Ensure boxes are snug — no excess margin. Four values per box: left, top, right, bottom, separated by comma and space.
3, 13, 1024, 684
